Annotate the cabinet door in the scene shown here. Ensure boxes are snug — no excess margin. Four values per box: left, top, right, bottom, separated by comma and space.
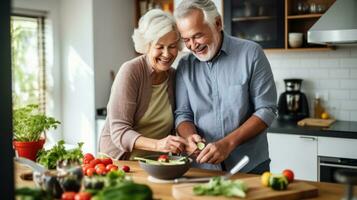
224, 0, 284, 48
268, 133, 317, 181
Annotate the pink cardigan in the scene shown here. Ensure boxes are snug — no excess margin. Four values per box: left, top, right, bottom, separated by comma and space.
99, 55, 175, 159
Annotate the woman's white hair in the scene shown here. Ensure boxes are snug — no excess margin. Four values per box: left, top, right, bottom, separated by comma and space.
132, 9, 180, 54
174, 0, 221, 28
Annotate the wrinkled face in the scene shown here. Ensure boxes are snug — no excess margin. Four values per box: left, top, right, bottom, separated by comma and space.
147, 30, 179, 72
177, 9, 222, 61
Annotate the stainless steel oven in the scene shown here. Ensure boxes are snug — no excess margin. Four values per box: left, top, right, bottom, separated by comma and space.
318, 156, 357, 183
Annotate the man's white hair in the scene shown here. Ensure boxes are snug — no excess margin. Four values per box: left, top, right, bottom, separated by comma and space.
132, 9, 180, 54
174, 0, 221, 28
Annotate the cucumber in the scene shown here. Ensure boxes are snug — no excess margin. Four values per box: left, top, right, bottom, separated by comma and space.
197, 142, 205, 150
269, 175, 289, 191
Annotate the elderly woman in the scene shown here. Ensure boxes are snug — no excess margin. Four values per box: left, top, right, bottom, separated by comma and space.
99, 9, 187, 160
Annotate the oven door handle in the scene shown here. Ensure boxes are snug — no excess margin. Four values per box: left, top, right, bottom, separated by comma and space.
320, 162, 357, 170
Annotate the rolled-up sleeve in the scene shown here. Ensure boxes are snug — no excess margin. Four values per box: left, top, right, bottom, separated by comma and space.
107, 63, 141, 152
175, 60, 194, 128
250, 46, 278, 126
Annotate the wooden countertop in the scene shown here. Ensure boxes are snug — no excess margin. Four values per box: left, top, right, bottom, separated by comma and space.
16, 161, 356, 200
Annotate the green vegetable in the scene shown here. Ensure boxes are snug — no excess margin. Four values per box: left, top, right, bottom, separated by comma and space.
92, 182, 153, 200
13, 104, 60, 142
15, 187, 52, 200
269, 175, 289, 191
197, 142, 205, 150
193, 177, 247, 198
134, 156, 188, 165
36, 140, 84, 169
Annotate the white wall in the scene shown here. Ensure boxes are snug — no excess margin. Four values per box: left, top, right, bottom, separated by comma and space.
93, 0, 136, 110
60, 0, 95, 153
13, 0, 63, 145
266, 47, 357, 121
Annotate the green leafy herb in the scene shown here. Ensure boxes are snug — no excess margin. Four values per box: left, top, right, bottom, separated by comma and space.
36, 140, 84, 169
15, 187, 52, 200
193, 177, 248, 198
13, 104, 60, 142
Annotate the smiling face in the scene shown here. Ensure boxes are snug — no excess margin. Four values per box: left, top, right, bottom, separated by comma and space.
177, 9, 222, 61
147, 30, 179, 72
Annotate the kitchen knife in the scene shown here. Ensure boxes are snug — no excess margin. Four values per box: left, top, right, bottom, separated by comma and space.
174, 155, 249, 183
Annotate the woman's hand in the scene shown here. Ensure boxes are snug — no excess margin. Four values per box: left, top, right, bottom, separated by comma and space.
156, 135, 188, 154
185, 134, 205, 156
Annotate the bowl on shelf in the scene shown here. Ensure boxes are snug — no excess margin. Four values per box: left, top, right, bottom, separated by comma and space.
288, 32, 303, 48
136, 155, 192, 180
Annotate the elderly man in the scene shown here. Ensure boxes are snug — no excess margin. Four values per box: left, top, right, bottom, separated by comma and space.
174, 0, 277, 174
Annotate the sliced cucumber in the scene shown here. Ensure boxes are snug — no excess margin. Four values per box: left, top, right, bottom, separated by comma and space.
197, 142, 206, 150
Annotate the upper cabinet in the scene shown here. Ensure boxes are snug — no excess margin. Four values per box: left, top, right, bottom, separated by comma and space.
224, 0, 285, 49
135, 0, 174, 27
224, 0, 336, 51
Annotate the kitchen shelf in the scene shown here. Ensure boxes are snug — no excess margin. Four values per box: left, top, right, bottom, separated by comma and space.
287, 13, 323, 19
285, 0, 336, 50
232, 16, 276, 22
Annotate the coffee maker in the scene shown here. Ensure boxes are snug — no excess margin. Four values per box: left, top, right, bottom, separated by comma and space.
278, 79, 309, 121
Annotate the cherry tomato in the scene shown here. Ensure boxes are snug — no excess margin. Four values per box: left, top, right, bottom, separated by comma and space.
157, 154, 169, 162
61, 192, 76, 200
84, 153, 95, 160
96, 166, 106, 175
86, 168, 96, 177
82, 165, 90, 175
74, 192, 91, 200
106, 164, 118, 171
282, 169, 295, 183
89, 158, 102, 168
122, 165, 130, 172
95, 163, 106, 170
101, 158, 113, 166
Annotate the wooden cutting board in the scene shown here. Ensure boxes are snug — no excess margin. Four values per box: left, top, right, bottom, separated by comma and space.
172, 177, 318, 200
297, 118, 336, 127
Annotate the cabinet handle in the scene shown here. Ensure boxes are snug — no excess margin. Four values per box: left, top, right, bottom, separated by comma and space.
299, 136, 316, 141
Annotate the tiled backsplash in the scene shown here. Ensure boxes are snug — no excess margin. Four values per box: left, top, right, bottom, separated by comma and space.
266, 47, 357, 121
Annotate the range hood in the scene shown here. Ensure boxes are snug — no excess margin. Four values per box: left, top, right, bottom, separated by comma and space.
308, 0, 357, 45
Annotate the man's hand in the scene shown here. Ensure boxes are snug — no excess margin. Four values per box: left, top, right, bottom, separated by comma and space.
185, 134, 205, 156
196, 138, 234, 164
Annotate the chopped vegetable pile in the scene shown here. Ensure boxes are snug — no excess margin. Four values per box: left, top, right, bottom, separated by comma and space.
193, 177, 248, 198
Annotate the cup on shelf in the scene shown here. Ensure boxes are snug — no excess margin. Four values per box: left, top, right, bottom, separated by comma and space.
288, 32, 303, 48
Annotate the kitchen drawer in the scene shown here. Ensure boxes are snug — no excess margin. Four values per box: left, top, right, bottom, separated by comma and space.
318, 137, 357, 159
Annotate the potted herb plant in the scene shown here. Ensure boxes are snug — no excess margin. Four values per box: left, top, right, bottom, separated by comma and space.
13, 104, 60, 161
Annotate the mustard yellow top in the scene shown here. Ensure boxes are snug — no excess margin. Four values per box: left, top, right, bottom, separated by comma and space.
130, 79, 173, 159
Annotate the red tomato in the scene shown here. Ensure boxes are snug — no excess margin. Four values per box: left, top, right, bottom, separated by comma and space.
122, 165, 130, 172
82, 165, 90, 175
61, 192, 76, 200
101, 158, 113, 166
84, 153, 95, 161
157, 155, 169, 162
89, 158, 102, 168
282, 169, 295, 183
95, 163, 106, 170
96, 166, 106, 175
86, 168, 96, 177
74, 192, 91, 200
106, 164, 118, 171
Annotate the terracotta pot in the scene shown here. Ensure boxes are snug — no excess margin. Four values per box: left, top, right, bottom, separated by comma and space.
13, 139, 45, 161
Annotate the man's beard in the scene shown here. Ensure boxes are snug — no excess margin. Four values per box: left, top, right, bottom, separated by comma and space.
193, 44, 217, 62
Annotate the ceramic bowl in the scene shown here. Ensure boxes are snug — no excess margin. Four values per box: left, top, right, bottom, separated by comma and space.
138, 155, 192, 180
289, 32, 303, 48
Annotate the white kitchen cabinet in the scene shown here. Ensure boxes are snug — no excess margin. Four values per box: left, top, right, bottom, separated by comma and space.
318, 137, 357, 159
268, 132, 318, 181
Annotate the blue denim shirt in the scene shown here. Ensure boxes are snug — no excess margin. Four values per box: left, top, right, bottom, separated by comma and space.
175, 32, 278, 172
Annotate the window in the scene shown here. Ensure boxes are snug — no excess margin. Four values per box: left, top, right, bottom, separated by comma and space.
11, 14, 46, 112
